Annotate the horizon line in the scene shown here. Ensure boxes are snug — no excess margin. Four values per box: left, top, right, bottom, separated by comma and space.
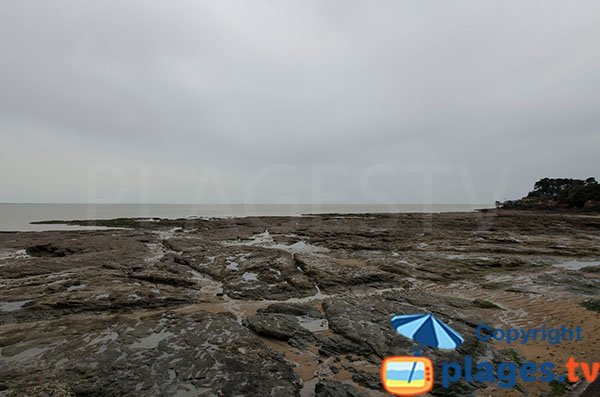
0, 202, 495, 206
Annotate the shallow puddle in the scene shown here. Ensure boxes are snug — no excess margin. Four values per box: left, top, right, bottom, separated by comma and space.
67, 284, 87, 292
242, 272, 258, 281
554, 260, 600, 270
297, 316, 328, 332
0, 249, 29, 261
0, 300, 31, 312
130, 330, 174, 349
226, 230, 329, 255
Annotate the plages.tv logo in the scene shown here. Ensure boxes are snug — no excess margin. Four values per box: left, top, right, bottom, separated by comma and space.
382, 315, 598, 394
381, 356, 434, 396
381, 313, 464, 396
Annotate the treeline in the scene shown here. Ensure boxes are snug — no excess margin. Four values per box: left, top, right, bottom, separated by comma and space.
499, 177, 600, 210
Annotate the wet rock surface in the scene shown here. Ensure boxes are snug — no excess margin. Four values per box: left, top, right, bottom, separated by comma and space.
245, 312, 316, 348
1, 311, 299, 396
258, 302, 323, 319
315, 379, 368, 397
1, 210, 599, 396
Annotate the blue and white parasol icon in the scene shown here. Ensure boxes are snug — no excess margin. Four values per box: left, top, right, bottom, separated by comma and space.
391, 313, 464, 351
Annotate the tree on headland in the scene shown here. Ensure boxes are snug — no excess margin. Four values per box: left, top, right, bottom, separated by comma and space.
502, 177, 600, 210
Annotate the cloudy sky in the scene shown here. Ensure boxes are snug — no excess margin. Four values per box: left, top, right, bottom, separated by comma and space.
1, 0, 599, 204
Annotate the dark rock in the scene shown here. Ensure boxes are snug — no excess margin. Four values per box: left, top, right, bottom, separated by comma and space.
323, 299, 394, 358
245, 313, 314, 345
314, 380, 367, 397
0, 311, 300, 396
430, 380, 477, 396
26, 244, 77, 257
472, 299, 502, 309
129, 271, 197, 288
581, 299, 600, 312
258, 302, 323, 318
319, 334, 370, 357
294, 254, 397, 292
580, 377, 600, 397
185, 247, 317, 300
350, 370, 382, 391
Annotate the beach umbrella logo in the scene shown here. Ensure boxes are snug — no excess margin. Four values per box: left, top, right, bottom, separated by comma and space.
391, 313, 464, 350
381, 313, 464, 396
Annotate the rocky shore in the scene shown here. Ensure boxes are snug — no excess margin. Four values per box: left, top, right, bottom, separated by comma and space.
1, 211, 599, 396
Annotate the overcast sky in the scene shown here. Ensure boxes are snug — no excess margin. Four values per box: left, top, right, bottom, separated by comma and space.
1, 1, 599, 204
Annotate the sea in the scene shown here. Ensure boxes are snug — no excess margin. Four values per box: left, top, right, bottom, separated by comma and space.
0, 203, 491, 232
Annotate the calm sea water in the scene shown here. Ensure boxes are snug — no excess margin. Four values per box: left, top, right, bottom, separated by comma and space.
0, 203, 490, 232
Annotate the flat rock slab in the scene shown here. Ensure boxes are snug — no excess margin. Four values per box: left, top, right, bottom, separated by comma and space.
0, 310, 300, 396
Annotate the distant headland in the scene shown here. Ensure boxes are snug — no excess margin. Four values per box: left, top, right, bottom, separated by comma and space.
499, 177, 600, 211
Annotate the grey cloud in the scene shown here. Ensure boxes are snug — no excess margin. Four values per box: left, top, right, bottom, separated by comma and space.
1, 0, 599, 203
